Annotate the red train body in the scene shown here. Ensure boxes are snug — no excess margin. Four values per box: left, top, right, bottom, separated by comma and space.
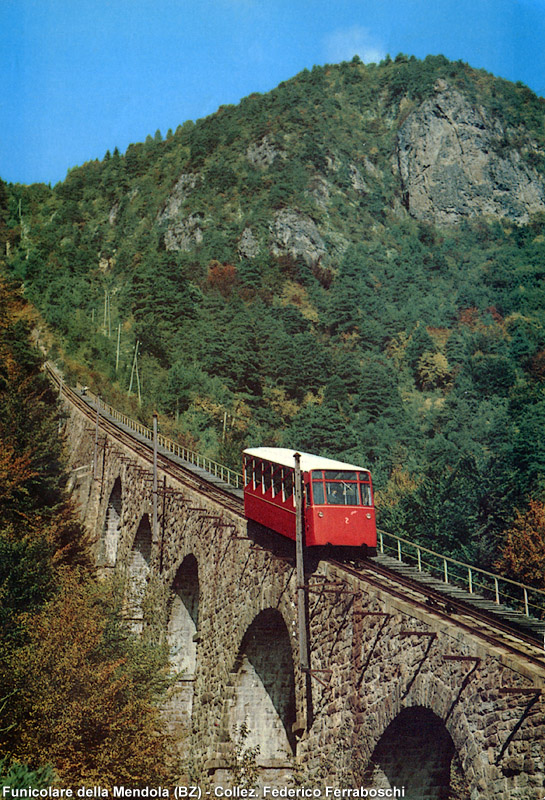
243, 448, 376, 552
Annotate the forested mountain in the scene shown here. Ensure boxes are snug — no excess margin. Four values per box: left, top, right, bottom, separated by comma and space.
2, 54, 545, 577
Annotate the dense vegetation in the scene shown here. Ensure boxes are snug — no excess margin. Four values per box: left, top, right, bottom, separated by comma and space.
0, 274, 176, 787
2, 54, 545, 582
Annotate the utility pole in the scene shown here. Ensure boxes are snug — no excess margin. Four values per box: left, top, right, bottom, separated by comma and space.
103, 289, 112, 338
135, 352, 141, 405
294, 452, 309, 672
116, 323, 121, 372
152, 412, 158, 547
129, 343, 136, 394
128, 340, 142, 404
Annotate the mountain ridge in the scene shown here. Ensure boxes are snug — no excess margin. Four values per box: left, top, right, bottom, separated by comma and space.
3, 53, 545, 577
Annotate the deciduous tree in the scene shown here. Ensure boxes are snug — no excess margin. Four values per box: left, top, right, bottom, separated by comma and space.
496, 499, 545, 589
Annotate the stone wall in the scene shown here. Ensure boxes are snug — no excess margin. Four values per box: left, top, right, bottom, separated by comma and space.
62, 397, 545, 799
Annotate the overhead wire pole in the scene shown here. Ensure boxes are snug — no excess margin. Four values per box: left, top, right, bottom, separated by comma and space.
103, 289, 112, 338
129, 340, 141, 403
128, 342, 137, 394
135, 352, 142, 405
152, 412, 158, 548
294, 452, 312, 731
116, 323, 121, 372
294, 453, 309, 672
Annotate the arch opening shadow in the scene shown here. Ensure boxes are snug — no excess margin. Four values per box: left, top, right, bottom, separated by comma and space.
230, 609, 296, 764
167, 555, 200, 677
125, 514, 152, 632
98, 477, 122, 569
164, 555, 200, 727
362, 707, 468, 800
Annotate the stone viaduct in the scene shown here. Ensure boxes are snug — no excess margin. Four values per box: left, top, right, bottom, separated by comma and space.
60, 389, 545, 800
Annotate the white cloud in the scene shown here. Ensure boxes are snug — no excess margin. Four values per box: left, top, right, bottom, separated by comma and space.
324, 25, 386, 65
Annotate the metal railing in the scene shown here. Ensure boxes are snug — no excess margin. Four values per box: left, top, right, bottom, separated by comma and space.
45, 365, 245, 490
92, 393, 244, 489
378, 528, 545, 621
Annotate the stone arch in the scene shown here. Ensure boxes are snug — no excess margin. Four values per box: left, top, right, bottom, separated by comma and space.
229, 609, 296, 764
362, 706, 468, 800
98, 476, 122, 570
164, 555, 200, 723
125, 514, 152, 632
167, 555, 199, 674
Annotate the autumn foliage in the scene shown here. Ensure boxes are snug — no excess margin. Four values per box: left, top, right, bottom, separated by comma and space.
0, 273, 177, 787
205, 260, 237, 297
496, 499, 545, 590
4, 578, 174, 788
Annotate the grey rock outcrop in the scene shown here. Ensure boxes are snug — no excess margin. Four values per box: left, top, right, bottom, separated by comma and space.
163, 213, 204, 252
349, 163, 369, 194
108, 202, 119, 226
238, 227, 261, 260
269, 208, 326, 267
159, 173, 200, 221
396, 83, 545, 225
308, 175, 331, 210
158, 173, 203, 251
246, 135, 283, 168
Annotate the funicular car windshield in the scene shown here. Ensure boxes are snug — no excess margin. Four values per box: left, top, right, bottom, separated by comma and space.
311, 469, 372, 506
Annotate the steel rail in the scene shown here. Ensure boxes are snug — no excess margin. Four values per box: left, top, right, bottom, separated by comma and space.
53, 373, 245, 518
328, 558, 545, 673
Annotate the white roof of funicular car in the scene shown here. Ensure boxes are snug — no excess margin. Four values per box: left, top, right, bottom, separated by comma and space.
243, 447, 370, 474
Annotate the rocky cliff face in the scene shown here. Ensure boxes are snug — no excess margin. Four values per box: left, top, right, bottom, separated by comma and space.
395, 81, 545, 226
156, 77, 545, 267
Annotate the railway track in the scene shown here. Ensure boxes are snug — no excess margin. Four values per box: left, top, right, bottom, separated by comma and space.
49, 365, 545, 670
53, 370, 245, 517
333, 559, 545, 672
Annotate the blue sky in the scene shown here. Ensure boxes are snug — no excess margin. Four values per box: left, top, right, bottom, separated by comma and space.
2, 0, 545, 186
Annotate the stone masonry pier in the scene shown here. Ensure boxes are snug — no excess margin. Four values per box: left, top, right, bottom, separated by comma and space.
61, 392, 545, 800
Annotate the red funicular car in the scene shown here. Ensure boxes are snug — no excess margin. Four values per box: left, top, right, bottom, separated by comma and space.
243, 447, 376, 553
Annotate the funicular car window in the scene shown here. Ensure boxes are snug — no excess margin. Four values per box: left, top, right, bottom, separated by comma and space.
283, 469, 294, 503
254, 459, 263, 490
263, 463, 272, 493
325, 481, 360, 505
312, 470, 367, 506
312, 480, 325, 505
273, 467, 282, 497
360, 483, 372, 506
244, 457, 253, 486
